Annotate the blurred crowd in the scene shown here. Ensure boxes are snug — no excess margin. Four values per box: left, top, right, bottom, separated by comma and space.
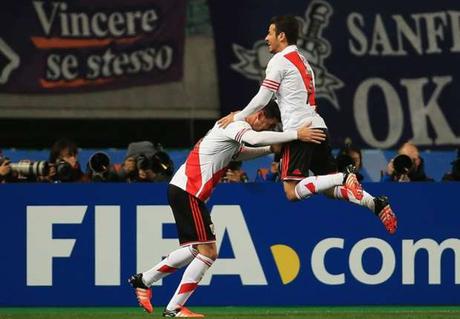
1, 138, 459, 184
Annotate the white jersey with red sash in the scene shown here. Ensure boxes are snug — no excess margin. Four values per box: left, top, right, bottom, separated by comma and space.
170, 121, 250, 201
263, 45, 327, 130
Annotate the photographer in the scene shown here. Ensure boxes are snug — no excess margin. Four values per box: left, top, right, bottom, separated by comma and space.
381, 142, 433, 182
221, 161, 249, 183
48, 138, 87, 183
0, 154, 12, 183
255, 160, 280, 182
117, 141, 174, 183
442, 149, 460, 182
0, 150, 49, 183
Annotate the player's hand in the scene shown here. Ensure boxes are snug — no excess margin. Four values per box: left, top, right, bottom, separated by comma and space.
296, 123, 326, 144
217, 111, 237, 128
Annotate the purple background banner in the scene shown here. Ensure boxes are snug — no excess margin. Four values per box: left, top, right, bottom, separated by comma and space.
209, 0, 460, 149
0, 0, 186, 93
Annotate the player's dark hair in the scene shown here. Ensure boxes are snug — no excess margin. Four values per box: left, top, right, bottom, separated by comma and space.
263, 100, 281, 122
269, 15, 299, 45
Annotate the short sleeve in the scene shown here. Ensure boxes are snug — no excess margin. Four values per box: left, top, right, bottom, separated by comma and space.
221, 121, 252, 143
262, 57, 283, 92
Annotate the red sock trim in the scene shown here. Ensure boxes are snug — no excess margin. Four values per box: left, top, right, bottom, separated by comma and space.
157, 264, 177, 273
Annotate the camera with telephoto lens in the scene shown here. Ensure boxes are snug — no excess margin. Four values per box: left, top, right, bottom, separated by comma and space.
136, 154, 152, 171
55, 159, 73, 181
87, 152, 111, 181
392, 154, 414, 177
10, 159, 49, 177
336, 153, 354, 173
136, 152, 174, 177
151, 151, 174, 177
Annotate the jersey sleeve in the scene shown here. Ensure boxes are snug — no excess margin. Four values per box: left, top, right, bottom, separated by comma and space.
233, 86, 273, 121
262, 56, 283, 92
221, 121, 252, 143
240, 129, 297, 146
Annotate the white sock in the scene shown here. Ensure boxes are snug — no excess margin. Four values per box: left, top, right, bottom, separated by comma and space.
294, 173, 344, 200
142, 246, 197, 286
325, 186, 375, 212
166, 253, 214, 311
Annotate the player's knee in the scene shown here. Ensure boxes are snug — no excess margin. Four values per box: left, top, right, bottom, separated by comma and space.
196, 244, 218, 260
283, 181, 299, 201
285, 190, 299, 201
283, 187, 299, 201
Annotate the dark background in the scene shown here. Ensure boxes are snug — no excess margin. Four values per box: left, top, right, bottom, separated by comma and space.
0, 119, 214, 148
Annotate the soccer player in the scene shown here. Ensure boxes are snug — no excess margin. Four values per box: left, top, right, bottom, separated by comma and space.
218, 15, 397, 234
129, 101, 331, 317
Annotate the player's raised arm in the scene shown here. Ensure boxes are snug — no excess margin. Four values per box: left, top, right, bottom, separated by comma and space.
218, 55, 283, 128
217, 86, 273, 128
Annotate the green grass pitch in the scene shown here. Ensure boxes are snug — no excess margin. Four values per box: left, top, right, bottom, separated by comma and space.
1, 307, 460, 319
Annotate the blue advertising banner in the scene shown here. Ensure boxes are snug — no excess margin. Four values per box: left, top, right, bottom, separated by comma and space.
208, 0, 460, 149
0, 0, 186, 93
1, 183, 460, 306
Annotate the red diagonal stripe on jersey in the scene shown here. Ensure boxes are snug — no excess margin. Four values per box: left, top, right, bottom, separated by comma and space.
284, 51, 316, 106
157, 265, 177, 273
198, 167, 227, 202
178, 282, 198, 294
185, 140, 203, 195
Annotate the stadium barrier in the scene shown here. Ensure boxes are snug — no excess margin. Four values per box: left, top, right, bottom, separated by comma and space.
2, 148, 458, 182
1, 183, 459, 306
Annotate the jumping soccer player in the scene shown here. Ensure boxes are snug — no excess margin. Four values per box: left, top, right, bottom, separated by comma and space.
218, 15, 397, 234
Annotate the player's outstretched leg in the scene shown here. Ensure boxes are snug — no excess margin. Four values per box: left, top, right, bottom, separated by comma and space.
292, 165, 362, 201
373, 195, 398, 235
342, 165, 363, 200
128, 273, 153, 313
323, 186, 398, 234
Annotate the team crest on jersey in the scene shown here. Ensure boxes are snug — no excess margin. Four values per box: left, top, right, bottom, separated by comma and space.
231, 0, 343, 109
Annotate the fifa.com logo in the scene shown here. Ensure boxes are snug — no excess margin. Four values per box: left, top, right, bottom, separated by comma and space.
26, 205, 460, 286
